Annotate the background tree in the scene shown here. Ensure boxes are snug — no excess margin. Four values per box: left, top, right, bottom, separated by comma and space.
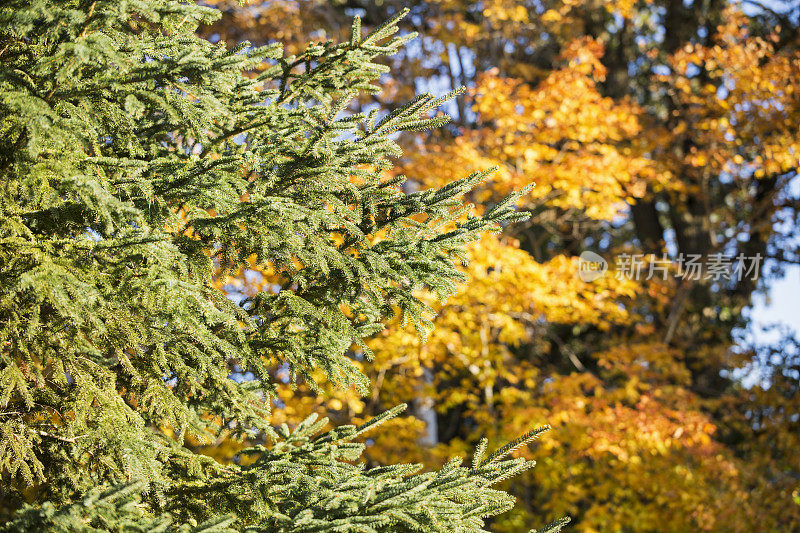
0, 1, 568, 531
202, 1, 800, 531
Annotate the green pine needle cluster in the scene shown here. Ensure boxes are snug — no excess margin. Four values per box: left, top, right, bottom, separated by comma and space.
0, 0, 564, 530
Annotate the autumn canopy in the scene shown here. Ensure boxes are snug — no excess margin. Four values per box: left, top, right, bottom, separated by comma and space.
1, 0, 799, 532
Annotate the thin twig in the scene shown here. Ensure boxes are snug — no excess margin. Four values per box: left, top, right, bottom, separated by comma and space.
32, 429, 86, 444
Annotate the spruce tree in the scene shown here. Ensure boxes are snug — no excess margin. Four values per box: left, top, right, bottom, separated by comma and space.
0, 1, 567, 530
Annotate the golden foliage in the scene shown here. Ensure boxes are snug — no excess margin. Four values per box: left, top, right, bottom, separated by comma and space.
203, 2, 800, 530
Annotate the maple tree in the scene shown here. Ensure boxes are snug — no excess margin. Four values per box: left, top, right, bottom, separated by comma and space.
202, 1, 800, 531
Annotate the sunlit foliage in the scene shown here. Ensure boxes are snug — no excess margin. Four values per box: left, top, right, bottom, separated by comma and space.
203, 1, 800, 531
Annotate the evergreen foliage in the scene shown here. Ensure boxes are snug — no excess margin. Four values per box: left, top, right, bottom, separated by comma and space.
0, 0, 562, 530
